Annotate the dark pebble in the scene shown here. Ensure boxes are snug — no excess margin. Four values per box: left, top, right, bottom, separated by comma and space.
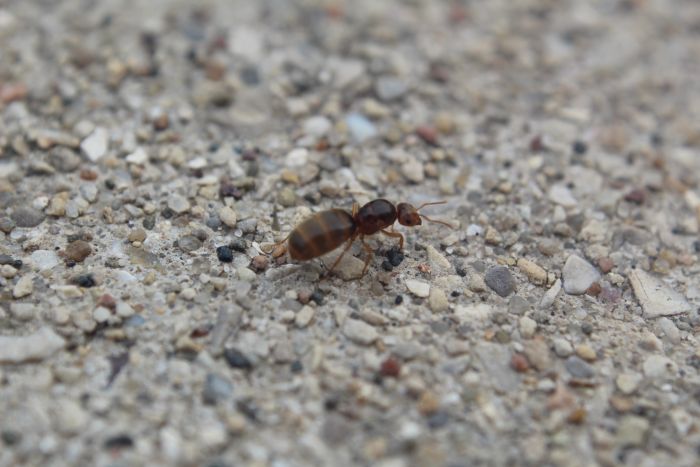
581, 322, 593, 335
161, 207, 175, 219
290, 360, 303, 373
10, 207, 46, 228
394, 295, 403, 305
216, 246, 234, 263
694, 240, 700, 253
104, 179, 116, 190
565, 356, 595, 379
572, 140, 588, 155
202, 373, 233, 405
104, 434, 134, 449
1, 430, 22, 445
427, 411, 449, 429
484, 266, 515, 297
381, 260, 394, 271
219, 183, 243, 200
223, 348, 253, 370
310, 290, 324, 305
230, 238, 247, 252
142, 216, 156, 230
386, 248, 404, 267
73, 274, 96, 288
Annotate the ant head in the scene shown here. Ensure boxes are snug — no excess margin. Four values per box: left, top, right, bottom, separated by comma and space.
397, 203, 422, 227
397, 200, 453, 229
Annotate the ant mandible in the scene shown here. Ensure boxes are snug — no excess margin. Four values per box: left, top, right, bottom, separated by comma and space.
265, 199, 452, 279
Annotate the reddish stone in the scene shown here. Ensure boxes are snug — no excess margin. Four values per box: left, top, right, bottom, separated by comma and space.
380, 357, 401, 378
624, 188, 646, 204
597, 257, 614, 274
510, 353, 529, 372
97, 294, 117, 310
80, 168, 98, 181
530, 135, 544, 152
586, 282, 602, 297
415, 126, 439, 146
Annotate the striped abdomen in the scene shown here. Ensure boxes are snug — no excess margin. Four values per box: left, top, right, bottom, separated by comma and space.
288, 209, 356, 261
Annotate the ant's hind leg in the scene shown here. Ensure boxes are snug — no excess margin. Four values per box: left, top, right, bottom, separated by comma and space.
359, 236, 374, 278
261, 233, 291, 257
381, 229, 404, 250
322, 235, 357, 280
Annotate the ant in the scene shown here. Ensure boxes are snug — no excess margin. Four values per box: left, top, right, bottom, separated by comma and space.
265, 199, 452, 279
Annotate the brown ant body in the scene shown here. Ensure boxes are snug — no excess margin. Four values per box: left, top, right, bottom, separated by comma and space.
267, 199, 452, 279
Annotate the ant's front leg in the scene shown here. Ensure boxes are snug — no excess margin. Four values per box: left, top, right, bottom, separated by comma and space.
380, 229, 404, 250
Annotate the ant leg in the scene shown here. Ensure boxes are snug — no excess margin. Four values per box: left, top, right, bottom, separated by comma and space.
359, 235, 374, 278
323, 234, 357, 279
261, 232, 291, 255
381, 229, 404, 250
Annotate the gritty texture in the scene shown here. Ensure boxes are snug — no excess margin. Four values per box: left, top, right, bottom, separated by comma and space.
1, 1, 700, 466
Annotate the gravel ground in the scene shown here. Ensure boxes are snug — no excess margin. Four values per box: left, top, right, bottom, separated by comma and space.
2, 0, 700, 466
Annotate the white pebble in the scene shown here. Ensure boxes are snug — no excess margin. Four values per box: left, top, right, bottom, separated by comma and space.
12, 274, 34, 298
80, 127, 109, 162
343, 319, 378, 345
405, 279, 430, 298
285, 148, 309, 167
219, 206, 237, 227
30, 250, 60, 271
562, 255, 599, 295
125, 147, 149, 165
0, 327, 66, 363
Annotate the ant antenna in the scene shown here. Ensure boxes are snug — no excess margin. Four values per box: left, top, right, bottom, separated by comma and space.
420, 214, 454, 229
415, 200, 448, 211
414, 200, 453, 229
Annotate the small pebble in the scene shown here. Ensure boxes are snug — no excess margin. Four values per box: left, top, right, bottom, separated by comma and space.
219, 207, 237, 228
562, 255, 600, 295
343, 319, 378, 345
167, 195, 190, 214
177, 235, 202, 252
616, 373, 642, 395
374, 75, 408, 101
251, 255, 268, 271
510, 353, 529, 372
202, 373, 233, 405
575, 344, 596, 362
428, 287, 449, 312
295, 305, 315, 328
12, 274, 34, 298
73, 274, 96, 288
216, 246, 234, 263
484, 266, 515, 297
223, 348, 253, 370
517, 258, 547, 286
80, 128, 109, 162
553, 338, 574, 358
0, 327, 65, 363
405, 279, 430, 298
564, 356, 595, 379
10, 207, 46, 228
380, 357, 401, 378
128, 229, 147, 243
64, 240, 92, 263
